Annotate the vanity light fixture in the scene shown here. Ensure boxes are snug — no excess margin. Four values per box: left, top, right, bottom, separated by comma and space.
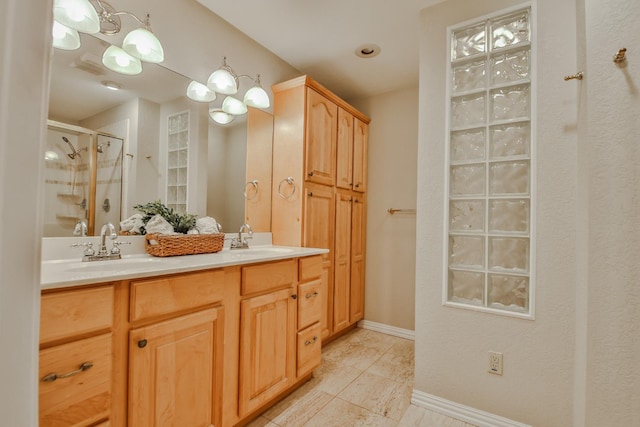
52, 21, 81, 50
186, 81, 217, 103
102, 45, 142, 75
209, 108, 234, 125
191, 57, 270, 124
53, 0, 101, 34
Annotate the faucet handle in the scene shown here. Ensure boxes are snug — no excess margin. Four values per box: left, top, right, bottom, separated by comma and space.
110, 240, 131, 255
71, 242, 95, 256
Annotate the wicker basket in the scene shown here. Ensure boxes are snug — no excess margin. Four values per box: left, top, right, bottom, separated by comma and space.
145, 233, 225, 257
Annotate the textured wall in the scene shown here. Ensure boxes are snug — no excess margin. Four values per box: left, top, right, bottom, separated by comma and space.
350, 87, 419, 332
583, 0, 640, 424
415, 0, 578, 425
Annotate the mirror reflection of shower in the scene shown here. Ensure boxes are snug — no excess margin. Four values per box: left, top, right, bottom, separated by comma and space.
63, 136, 83, 160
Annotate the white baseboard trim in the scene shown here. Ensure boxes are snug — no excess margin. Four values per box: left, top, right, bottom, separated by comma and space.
411, 389, 531, 427
357, 320, 415, 340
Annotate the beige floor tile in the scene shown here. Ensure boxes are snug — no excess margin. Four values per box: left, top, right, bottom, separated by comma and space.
302, 397, 373, 427
309, 358, 364, 395
244, 415, 278, 427
367, 352, 415, 385
419, 408, 475, 427
323, 341, 385, 371
262, 385, 333, 427
338, 371, 412, 420
387, 339, 415, 358
346, 328, 403, 352
398, 404, 427, 426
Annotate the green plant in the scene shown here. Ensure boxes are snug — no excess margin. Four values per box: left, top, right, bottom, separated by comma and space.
134, 200, 197, 234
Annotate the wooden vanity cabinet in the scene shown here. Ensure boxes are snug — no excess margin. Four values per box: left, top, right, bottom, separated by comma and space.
272, 75, 370, 342
296, 255, 323, 377
39, 285, 114, 427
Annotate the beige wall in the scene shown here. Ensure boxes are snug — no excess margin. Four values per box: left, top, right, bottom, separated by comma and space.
351, 87, 419, 332
415, 0, 579, 425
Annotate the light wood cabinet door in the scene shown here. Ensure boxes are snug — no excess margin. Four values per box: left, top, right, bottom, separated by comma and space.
128, 307, 224, 427
336, 107, 354, 190
333, 192, 352, 333
238, 287, 296, 416
350, 196, 366, 323
353, 119, 368, 193
305, 88, 337, 186
303, 183, 335, 253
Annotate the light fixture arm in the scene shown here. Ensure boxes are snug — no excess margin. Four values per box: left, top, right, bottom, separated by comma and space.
92, 0, 154, 35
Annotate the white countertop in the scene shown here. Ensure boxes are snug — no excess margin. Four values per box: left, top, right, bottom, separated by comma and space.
41, 235, 328, 290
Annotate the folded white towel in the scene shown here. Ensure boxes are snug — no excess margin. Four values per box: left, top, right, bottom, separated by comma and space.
195, 216, 222, 234
120, 213, 145, 234
145, 214, 176, 235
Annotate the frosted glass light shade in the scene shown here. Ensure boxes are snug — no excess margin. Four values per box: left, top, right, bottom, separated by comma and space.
52, 21, 81, 50
102, 45, 142, 75
53, 0, 100, 34
207, 69, 238, 95
122, 28, 164, 63
209, 109, 234, 125
243, 86, 270, 109
222, 96, 248, 115
186, 81, 216, 102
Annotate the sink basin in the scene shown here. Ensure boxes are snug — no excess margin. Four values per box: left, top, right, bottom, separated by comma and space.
63, 256, 172, 273
227, 246, 298, 257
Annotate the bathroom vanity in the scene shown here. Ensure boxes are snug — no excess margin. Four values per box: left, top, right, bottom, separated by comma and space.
39, 241, 327, 427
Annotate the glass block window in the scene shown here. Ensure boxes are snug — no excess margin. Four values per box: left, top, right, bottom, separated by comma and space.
445, 7, 534, 317
166, 111, 189, 214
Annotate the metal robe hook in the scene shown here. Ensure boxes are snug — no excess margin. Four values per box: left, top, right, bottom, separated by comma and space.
613, 48, 627, 63
564, 72, 584, 81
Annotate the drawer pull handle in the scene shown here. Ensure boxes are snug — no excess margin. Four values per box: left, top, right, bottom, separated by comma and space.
305, 291, 319, 299
305, 336, 319, 346
138, 339, 148, 348
41, 362, 93, 382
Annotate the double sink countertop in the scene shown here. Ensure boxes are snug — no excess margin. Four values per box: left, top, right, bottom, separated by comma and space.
41, 233, 328, 290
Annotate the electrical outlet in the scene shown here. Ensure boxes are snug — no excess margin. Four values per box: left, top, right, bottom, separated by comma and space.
488, 351, 503, 375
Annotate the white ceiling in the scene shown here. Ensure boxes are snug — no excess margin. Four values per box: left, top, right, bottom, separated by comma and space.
197, 0, 446, 101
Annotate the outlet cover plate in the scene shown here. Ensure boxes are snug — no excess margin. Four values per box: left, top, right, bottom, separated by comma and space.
489, 351, 503, 375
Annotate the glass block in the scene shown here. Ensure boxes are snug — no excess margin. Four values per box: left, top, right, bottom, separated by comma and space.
448, 269, 484, 305
451, 93, 486, 128
168, 151, 178, 168
167, 169, 177, 186
175, 203, 187, 214
488, 237, 529, 271
178, 149, 188, 167
490, 10, 530, 50
452, 23, 486, 60
489, 199, 529, 232
177, 168, 187, 185
450, 200, 485, 232
490, 48, 530, 85
449, 234, 485, 268
490, 85, 530, 122
450, 164, 485, 196
489, 122, 530, 158
168, 133, 179, 150
167, 186, 177, 203
452, 59, 486, 93
451, 128, 485, 162
489, 160, 529, 195
488, 274, 528, 312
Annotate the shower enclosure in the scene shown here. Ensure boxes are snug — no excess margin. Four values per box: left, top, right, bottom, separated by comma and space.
43, 121, 124, 237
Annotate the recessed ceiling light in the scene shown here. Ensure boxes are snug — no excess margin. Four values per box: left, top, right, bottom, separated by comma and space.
355, 43, 381, 58
101, 80, 123, 91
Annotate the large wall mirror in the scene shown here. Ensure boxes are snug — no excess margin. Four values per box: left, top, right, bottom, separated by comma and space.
45, 33, 272, 237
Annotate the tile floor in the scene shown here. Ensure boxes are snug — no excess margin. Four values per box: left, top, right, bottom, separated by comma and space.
247, 327, 477, 427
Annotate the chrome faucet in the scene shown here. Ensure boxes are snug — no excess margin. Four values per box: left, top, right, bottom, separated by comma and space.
98, 222, 117, 256
230, 223, 253, 249
72, 222, 129, 262
73, 219, 88, 237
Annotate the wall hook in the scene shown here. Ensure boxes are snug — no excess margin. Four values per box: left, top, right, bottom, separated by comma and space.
613, 48, 627, 63
564, 72, 584, 81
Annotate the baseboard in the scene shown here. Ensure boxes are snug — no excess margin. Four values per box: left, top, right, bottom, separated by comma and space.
411, 389, 531, 427
357, 320, 415, 340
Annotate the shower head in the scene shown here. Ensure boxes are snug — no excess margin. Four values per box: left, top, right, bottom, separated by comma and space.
62, 136, 81, 160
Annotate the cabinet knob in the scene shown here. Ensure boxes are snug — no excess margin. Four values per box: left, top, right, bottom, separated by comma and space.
138, 339, 148, 348
308, 192, 313, 197
291, 294, 298, 300
355, 183, 361, 188
308, 171, 314, 177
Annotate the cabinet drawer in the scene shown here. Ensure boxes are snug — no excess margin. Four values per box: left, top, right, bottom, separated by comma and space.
130, 269, 224, 322
39, 333, 112, 426
40, 285, 114, 345
241, 259, 296, 296
297, 322, 322, 377
298, 279, 322, 330
299, 255, 322, 281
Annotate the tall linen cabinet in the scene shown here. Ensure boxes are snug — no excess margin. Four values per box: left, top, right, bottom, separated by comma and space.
271, 76, 370, 340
